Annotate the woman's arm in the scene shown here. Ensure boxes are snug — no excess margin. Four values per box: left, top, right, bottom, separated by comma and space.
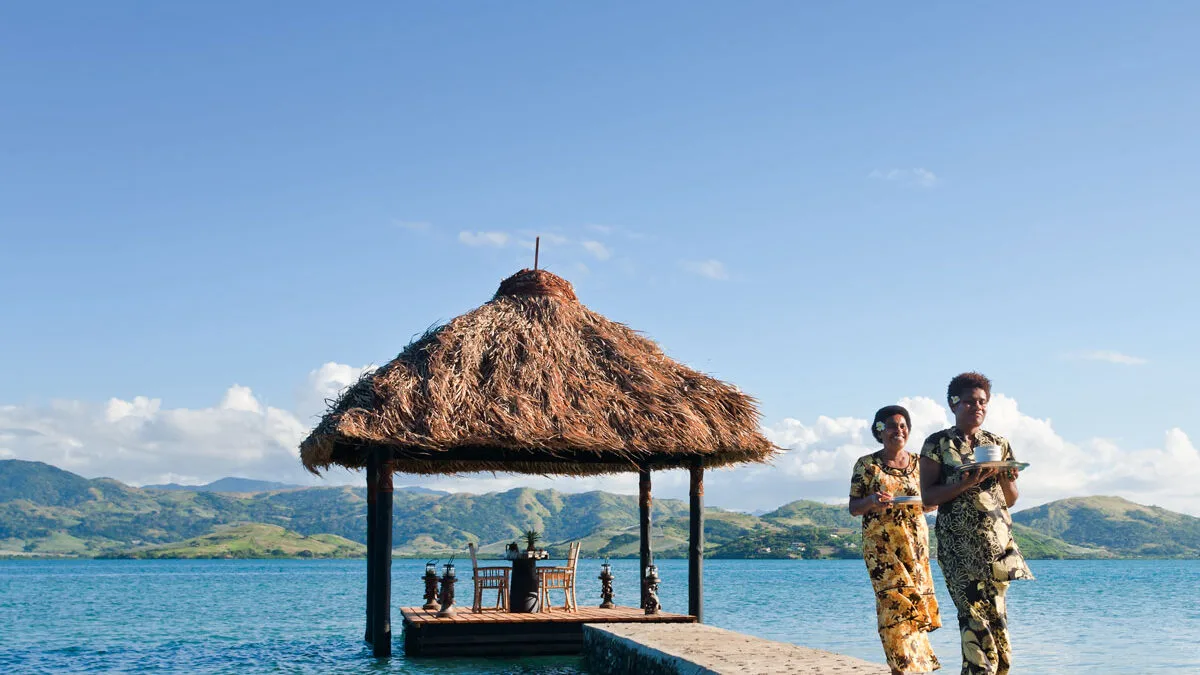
848, 456, 889, 516
997, 440, 1020, 507
919, 457, 997, 506
999, 468, 1019, 507
849, 491, 892, 516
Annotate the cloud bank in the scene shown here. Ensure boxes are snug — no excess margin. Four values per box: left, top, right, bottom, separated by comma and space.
1, 367, 1195, 516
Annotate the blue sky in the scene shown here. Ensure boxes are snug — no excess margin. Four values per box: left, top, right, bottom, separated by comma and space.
2, 3, 1198, 512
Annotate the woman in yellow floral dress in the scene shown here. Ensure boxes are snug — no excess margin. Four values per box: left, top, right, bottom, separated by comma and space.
850, 405, 941, 674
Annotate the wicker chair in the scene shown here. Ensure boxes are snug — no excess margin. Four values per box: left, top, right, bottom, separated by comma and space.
468, 542, 510, 613
537, 541, 580, 612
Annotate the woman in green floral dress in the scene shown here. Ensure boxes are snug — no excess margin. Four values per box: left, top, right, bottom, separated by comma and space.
919, 372, 1033, 675
850, 405, 941, 674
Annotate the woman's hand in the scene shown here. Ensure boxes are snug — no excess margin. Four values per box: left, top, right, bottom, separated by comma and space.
870, 491, 893, 512
848, 490, 895, 516
998, 467, 1020, 507
959, 466, 998, 489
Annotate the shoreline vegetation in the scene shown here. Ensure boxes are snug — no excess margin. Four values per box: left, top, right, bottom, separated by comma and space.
3, 460, 1198, 561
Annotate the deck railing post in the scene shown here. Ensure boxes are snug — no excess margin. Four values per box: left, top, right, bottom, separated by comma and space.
688, 459, 704, 622
365, 458, 378, 643
371, 451, 394, 657
638, 467, 652, 610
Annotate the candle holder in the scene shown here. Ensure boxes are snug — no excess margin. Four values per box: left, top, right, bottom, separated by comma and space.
422, 560, 440, 611
643, 564, 661, 615
598, 558, 615, 609
436, 559, 457, 618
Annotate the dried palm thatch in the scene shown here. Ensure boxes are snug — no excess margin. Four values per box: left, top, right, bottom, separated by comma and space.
300, 269, 776, 476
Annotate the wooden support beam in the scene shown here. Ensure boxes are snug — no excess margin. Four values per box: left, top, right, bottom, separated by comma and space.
688, 459, 704, 622
371, 453, 394, 657
365, 458, 378, 643
638, 468, 652, 610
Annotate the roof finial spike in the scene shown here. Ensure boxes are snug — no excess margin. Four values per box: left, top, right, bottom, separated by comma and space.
534, 236, 540, 270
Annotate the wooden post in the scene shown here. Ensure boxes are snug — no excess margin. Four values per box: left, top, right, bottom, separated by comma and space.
688, 459, 704, 622
638, 467, 652, 610
371, 452, 394, 657
365, 458, 378, 643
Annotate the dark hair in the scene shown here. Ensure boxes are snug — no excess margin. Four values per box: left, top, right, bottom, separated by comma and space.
871, 405, 911, 443
947, 371, 992, 407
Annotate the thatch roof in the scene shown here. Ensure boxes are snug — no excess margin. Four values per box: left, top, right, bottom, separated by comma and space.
300, 269, 776, 476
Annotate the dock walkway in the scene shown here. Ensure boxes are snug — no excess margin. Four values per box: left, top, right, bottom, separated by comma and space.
400, 605, 694, 657
582, 623, 888, 675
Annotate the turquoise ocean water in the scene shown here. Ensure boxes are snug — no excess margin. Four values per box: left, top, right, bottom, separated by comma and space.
2, 558, 1197, 673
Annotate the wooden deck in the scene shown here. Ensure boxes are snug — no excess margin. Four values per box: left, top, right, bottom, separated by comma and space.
583, 624, 889, 674
401, 605, 696, 657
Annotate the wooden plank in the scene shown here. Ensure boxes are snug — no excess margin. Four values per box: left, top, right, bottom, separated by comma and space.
400, 606, 699, 658
583, 624, 890, 674
400, 606, 694, 626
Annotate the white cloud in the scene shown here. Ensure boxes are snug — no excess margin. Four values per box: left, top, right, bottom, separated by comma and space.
458, 231, 510, 247
0, 364, 373, 488
2, 375, 1196, 517
220, 385, 263, 414
587, 224, 614, 235
581, 240, 612, 261
681, 259, 729, 280
105, 396, 161, 423
0, 386, 312, 486
296, 362, 378, 423
869, 168, 939, 188
394, 220, 431, 232
1066, 350, 1148, 366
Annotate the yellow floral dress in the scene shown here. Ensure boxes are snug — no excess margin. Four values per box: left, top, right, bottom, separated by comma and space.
850, 451, 942, 673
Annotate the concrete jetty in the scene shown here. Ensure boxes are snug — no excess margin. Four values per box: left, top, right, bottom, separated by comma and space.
583, 623, 888, 675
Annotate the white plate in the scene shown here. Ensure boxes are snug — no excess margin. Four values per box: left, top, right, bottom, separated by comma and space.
952, 461, 1029, 473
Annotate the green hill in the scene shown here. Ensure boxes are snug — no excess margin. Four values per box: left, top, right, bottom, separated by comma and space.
759, 499, 861, 529
721, 500, 1111, 560
107, 523, 365, 559
1012, 495, 1200, 557
0, 460, 108, 506
0, 460, 768, 559
1, 460, 1197, 560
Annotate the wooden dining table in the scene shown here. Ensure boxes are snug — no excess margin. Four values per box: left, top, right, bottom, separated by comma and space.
504, 549, 549, 613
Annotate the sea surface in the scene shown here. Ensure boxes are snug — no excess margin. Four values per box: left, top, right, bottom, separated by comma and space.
1, 558, 1197, 673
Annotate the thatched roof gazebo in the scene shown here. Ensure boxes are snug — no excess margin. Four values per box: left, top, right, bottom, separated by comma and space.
300, 268, 774, 656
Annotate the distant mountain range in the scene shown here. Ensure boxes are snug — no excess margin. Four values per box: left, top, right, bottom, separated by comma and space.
1, 459, 1197, 560
141, 477, 447, 496
142, 477, 304, 493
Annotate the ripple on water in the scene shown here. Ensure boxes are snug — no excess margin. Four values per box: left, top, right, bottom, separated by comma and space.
1, 558, 1196, 673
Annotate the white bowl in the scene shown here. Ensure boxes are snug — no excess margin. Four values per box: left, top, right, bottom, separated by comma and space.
973, 444, 1005, 463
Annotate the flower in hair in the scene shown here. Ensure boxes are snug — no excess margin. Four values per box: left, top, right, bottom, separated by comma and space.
874, 421, 885, 433
950, 395, 961, 405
